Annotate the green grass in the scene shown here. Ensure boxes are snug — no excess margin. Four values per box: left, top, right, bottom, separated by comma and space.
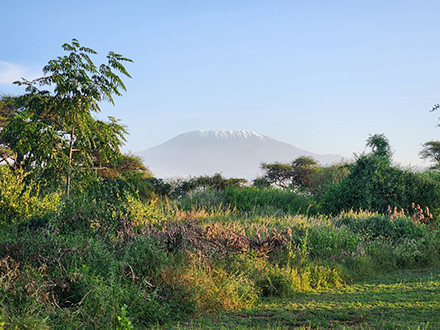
158, 267, 440, 330
2, 190, 440, 329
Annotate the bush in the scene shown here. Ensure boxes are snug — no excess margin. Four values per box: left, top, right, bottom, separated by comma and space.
169, 174, 247, 199
137, 177, 172, 200
320, 155, 440, 216
309, 163, 350, 200
0, 167, 60, 227
224, 186, 318, 216
52, 176, 135, 235
177, 188, 228, 212
306, 224, 361, 260
162, 254, 258, 313
235, 251, 342, 297
335, 213, 427, 242
333, 212, 440, 274
366, 236, 439, 271
0, 231, 193, 329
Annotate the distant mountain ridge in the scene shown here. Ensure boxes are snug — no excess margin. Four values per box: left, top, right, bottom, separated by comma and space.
137, 129, 344, 179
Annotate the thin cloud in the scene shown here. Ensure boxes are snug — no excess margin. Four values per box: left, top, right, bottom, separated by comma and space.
0, 60, 40, 85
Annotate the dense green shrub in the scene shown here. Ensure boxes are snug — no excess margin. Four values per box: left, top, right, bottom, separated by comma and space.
177, 188, 228, 211
309, 163, 349, 200
306, 224, 361, 260
366, 233, 440, 271
333, 212, 440, 276
224, 186, 318, 215
0, 166, 60, 227
176, 185, 319, 216
335, 213, 427, 241
170, 173, 247, 199
52, 176, 135, 235
320, 155, 440, 217
136, 177, 172, 200
0, 231, 193, 329
2, 160, 440, 329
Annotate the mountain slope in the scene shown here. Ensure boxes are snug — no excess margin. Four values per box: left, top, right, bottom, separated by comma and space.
137, 129, 343, 179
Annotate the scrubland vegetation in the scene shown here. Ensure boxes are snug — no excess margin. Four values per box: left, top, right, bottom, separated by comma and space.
2, 152, 440, 329
2, 40, 440, 329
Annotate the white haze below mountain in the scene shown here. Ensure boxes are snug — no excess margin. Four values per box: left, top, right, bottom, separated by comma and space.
137, 129, 345, 180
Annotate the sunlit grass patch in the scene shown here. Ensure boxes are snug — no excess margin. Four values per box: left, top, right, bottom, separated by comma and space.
163, 268, 440, 330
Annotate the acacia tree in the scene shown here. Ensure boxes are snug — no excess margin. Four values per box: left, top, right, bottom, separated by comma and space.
420, 106, 440, 170
260, 162, 293, 188
260, 156, 318, 189
8, 39, 132, 196
290, 156, 318, 188
420, 141, 440, 170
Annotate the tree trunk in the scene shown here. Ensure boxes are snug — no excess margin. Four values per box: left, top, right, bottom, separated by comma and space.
66, 125, 75, 197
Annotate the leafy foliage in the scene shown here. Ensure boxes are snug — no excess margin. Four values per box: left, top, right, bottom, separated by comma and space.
308, 163, 349, 200
420, 140, 440, 170
366, 133, 392, 161
169, 173, 247, 198
224, 186, 318, 215
0, 166, 60, 226
419, 106, 440, 170
260, 156, 318, 190
1, 186, 440, 329
1, 39, 132, 195
53, 176, 136, 235
0, 95, 20, 168
320, 135, 440, 216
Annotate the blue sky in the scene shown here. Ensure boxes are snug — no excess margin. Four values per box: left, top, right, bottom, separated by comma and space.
1, 0, 440, 167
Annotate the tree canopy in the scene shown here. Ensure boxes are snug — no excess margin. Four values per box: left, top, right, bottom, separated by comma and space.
260, 156, 318, 190
366, 133, 393, 162
0, 39, 133, 195
420, 106, 440, 170
420, 141, 440, 170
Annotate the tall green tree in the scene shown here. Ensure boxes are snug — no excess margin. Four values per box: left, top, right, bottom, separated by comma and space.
260, 156, 317, 190
290, 156, 318, 188
4, 39, 132, 196
420, 106, 440, 170
260, 161, 294, 188
420, 141, 440, 170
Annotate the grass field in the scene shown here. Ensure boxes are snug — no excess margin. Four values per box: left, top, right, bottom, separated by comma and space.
158, 267, 440, 330
2, 188, 440, 329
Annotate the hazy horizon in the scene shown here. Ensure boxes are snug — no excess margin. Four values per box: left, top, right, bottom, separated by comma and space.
137, 128, 346, 179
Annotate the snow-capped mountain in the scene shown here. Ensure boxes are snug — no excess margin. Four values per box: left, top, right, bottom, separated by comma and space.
182, 129, 267, 140
137, 129, 344, 180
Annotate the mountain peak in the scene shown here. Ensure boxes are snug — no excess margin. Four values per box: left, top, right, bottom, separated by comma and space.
180, 129, 268, 140
137, 129, 344, 179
